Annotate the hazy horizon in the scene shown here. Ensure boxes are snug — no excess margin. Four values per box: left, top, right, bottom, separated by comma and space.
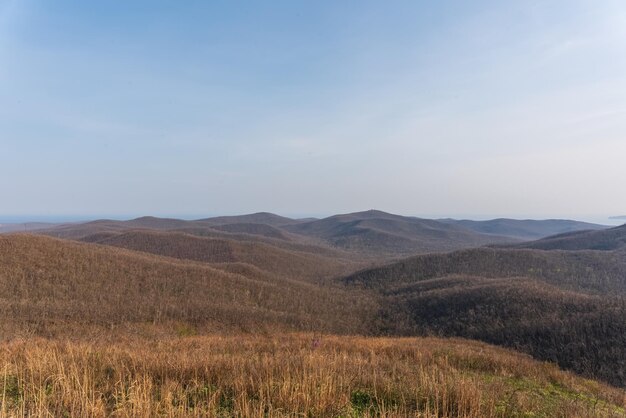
1, 211, 624, 227
2, 1, 625, 218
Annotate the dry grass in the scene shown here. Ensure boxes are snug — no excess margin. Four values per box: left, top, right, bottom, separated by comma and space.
1, 333, 624, 417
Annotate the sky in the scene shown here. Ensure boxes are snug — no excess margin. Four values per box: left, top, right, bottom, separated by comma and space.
1, 0, 626, 222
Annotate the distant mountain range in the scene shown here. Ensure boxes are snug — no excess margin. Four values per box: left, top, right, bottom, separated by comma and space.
283, 210, 515, 256
505, 223, 626, 251
438, 218, 607, 240
0, 222, 58, 233
197, 212, 309, 226
17, 210, 608, 258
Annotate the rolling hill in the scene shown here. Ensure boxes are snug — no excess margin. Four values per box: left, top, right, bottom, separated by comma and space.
39, 211, 616, 260
344, 247, 626, 294
80, 229, 360, 281
39, 217, 331, 252
439, 218, 607, 240
209, 222, 290, 240
342, 247, 626, 387
37, 218, 193, 240
507, 223, 626, 251
39, 210, 529, 259
0, 234, 376, 337
197, 211, 307, 226
12, 212, 626, 390
284, 210, 517, 256
3, 223, 626, 403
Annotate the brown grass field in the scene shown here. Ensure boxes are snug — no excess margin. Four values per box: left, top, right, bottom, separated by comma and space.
1, 333, 625, 417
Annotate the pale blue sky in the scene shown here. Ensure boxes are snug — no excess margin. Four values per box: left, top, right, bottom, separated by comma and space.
1, 0, 625, 221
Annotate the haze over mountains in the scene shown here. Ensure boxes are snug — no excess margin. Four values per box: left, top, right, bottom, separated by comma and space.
5, 0, 626, 413
282, 210, 515, 255
0, 222, 59, 234
439, 218, 607, 240
507, 224, 626, 251
2, 209, 626, 390
15, 209, 610, 256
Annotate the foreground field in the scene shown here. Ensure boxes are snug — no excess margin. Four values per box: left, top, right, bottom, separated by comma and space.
1, 333, 624, 417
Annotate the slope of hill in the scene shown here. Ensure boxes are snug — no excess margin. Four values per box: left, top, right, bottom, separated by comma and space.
196, 212, 303, 226
48, 211, 612, 259
2, 334, 623, 417
40, 217, 214, 237
40, 215, 331, 248
209, 222, 290, 240
82, 230, 360, 281
29, 212, 618, 258
122, 216, 203, 230
115, 214, 305, 231
3, 232, 626, 398
39, 210, 523, 260
38, 218, 179, 240
439, 218, 607, 240
343, 248, 626, 387
285, 210, 517, 256
0, 234, 376, 336
508, 224, 626, 251
345, 247, 626, 294
40, 220, 367, 279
